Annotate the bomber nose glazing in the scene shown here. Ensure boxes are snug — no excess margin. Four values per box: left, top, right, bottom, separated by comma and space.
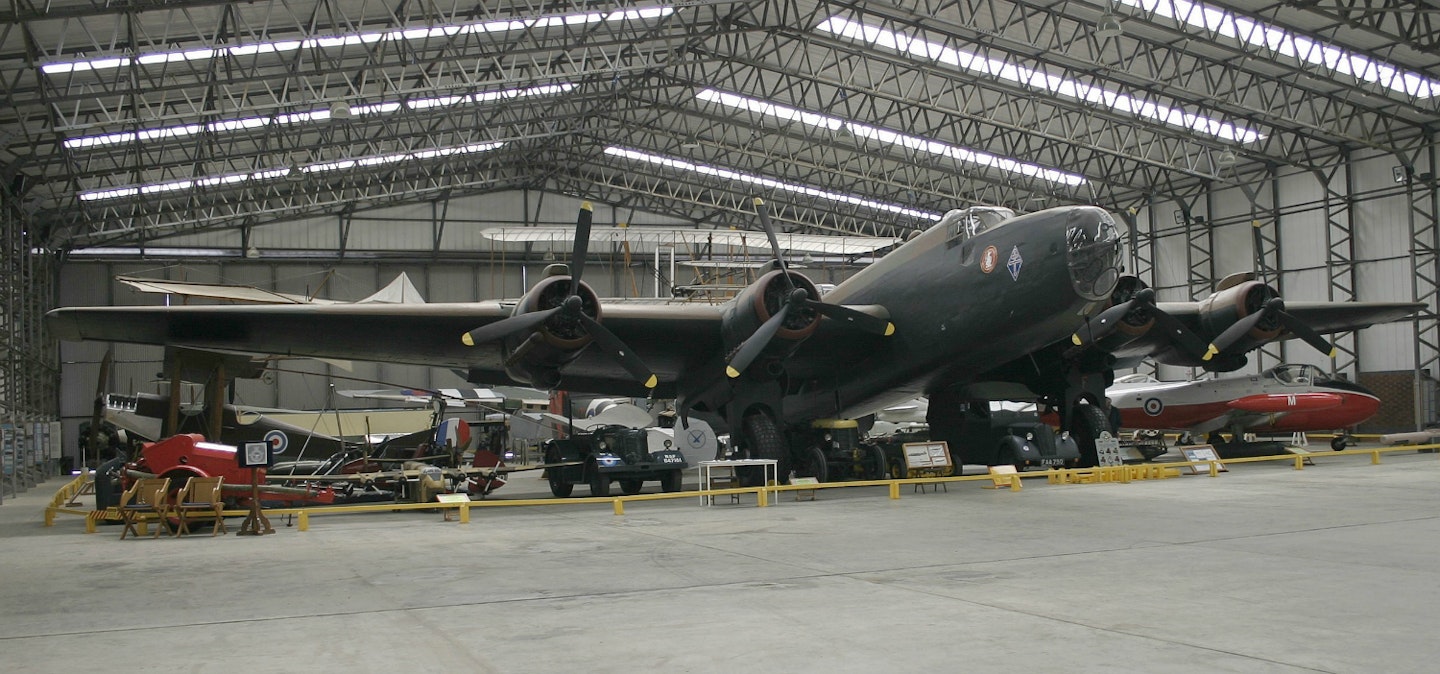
1066, 207, 1123, 301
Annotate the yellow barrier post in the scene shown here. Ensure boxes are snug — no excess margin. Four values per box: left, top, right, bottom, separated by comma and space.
1208, 461, 1219, 477
1009, 475, 1022, 491
1371, 450, 1381, 465
460, 503, 470, 523
613, 498, 625, 516
758, 487, 768, 507
1294, 455, 1305, 470
298, 510, 309, 532
889, 482, 900, 499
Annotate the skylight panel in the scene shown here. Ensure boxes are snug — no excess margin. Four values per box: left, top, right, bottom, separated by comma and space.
696, 89, 1086, 187
63, 83, 571, 150
41, 5, 676, 75
604, 147, 941, 221
1115, 0, 1438, 98
78, 141, 503, 202
815, 16, 1264, 144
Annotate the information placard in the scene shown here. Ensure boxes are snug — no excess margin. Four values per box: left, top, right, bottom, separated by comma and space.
901, 441, 953, 477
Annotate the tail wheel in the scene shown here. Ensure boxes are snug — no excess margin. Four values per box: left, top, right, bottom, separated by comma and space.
739, 410, 785, 486
1071, 403, 1112, 467
619, 479, 643, 495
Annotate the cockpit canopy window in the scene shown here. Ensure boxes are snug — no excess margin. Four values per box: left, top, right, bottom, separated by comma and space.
1268, 364, 1323, 386
942, 206, 1017, 247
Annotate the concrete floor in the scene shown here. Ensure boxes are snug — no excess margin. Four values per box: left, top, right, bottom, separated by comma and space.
3, 448, 1438, 673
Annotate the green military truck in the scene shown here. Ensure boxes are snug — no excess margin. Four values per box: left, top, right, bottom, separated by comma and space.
542, 424, 687, 497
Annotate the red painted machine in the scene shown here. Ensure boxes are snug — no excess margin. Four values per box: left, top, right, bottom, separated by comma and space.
125, 434, 337, 505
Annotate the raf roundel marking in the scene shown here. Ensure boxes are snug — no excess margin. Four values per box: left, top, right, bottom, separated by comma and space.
264, 429, 289, 455
1142, 398, 1164, 416
980, 245, 999, 273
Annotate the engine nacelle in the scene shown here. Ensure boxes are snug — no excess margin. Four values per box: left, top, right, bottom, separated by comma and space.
501, 273, 601, 389
1196, 280, 1283, 351
721, 270, 823, 375
1089, 275, 1155, 352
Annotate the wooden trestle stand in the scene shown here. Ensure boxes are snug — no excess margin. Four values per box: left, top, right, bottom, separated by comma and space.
238, 442, 274, 536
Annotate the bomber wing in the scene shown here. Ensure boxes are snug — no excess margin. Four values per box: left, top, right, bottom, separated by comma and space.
1107, 297, 1423, 369
46, 300, 725, 397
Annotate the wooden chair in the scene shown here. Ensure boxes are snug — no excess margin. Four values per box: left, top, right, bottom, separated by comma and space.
173, 476, 227, 537
118, 477, 171, 539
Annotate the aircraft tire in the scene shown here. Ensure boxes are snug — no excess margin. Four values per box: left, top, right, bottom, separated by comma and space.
660, 470, 682, 493
739, 411, 785, 485
1331, 436, 1347, 451
619, 479, 644, 495
1071, 403, 1112, 468
548, 471, 574, 498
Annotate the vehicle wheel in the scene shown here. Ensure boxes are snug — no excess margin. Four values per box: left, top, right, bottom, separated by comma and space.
1331, 436, 1347, 451
1070, 402, 1112, 468
867, 444, 889, 480
795, 445, 829, 483
619, 479, 643, 496
589, 468, 611, 497
660, 470, 682, 493
547, 470, 574, 498
1008, 444, 1028, 472
739, 410, 785, 486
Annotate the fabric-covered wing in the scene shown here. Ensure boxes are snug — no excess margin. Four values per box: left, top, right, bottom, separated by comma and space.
46, 301, 724, 396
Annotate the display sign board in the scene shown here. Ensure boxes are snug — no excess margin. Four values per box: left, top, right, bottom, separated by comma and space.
901, 441, 953, 477
239, 441, 272, 468
1181, 445, 1227, 474
1095, 432, 1124, 467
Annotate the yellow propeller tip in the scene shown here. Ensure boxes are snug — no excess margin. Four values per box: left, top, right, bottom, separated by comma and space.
1328, 348, 1337, 358
580, 201, 593, 212
644, 375, 658, 389
884, 323, 895, 337
1202, 345, 1218, 361
461, 333, 474, 347
726, 366, 741, 379
752, 197, 764, 206
1071, 334, 1082, 346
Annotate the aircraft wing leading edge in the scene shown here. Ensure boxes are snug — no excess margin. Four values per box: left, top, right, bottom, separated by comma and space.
46, 300, 726, 397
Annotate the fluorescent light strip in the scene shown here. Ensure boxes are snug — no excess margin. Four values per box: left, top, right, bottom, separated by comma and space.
816, 16, 1263, 144
696, 89, 1085, 186
1116, 0, 1437, 98
42, 6, 674, 75
65, 83, 572, 150
604, 146, 941, 221
63, 247, 238, 257
79, 141, 503, 201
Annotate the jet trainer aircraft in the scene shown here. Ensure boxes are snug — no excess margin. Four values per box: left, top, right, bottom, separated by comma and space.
1106, 364, 1381, 450
47, 200, 1424, 477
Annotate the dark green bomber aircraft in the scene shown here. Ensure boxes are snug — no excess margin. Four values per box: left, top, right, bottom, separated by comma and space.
47, 200, 1422, 478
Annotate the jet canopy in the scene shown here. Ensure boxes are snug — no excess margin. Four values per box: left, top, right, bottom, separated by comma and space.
1266, 364, 1325, 386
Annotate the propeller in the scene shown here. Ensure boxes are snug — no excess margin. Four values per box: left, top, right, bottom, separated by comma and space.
1208, 297, 1336, 359
460, 202, 658, 389
726, 199, 894, 378
1070, 287, 1212, 360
